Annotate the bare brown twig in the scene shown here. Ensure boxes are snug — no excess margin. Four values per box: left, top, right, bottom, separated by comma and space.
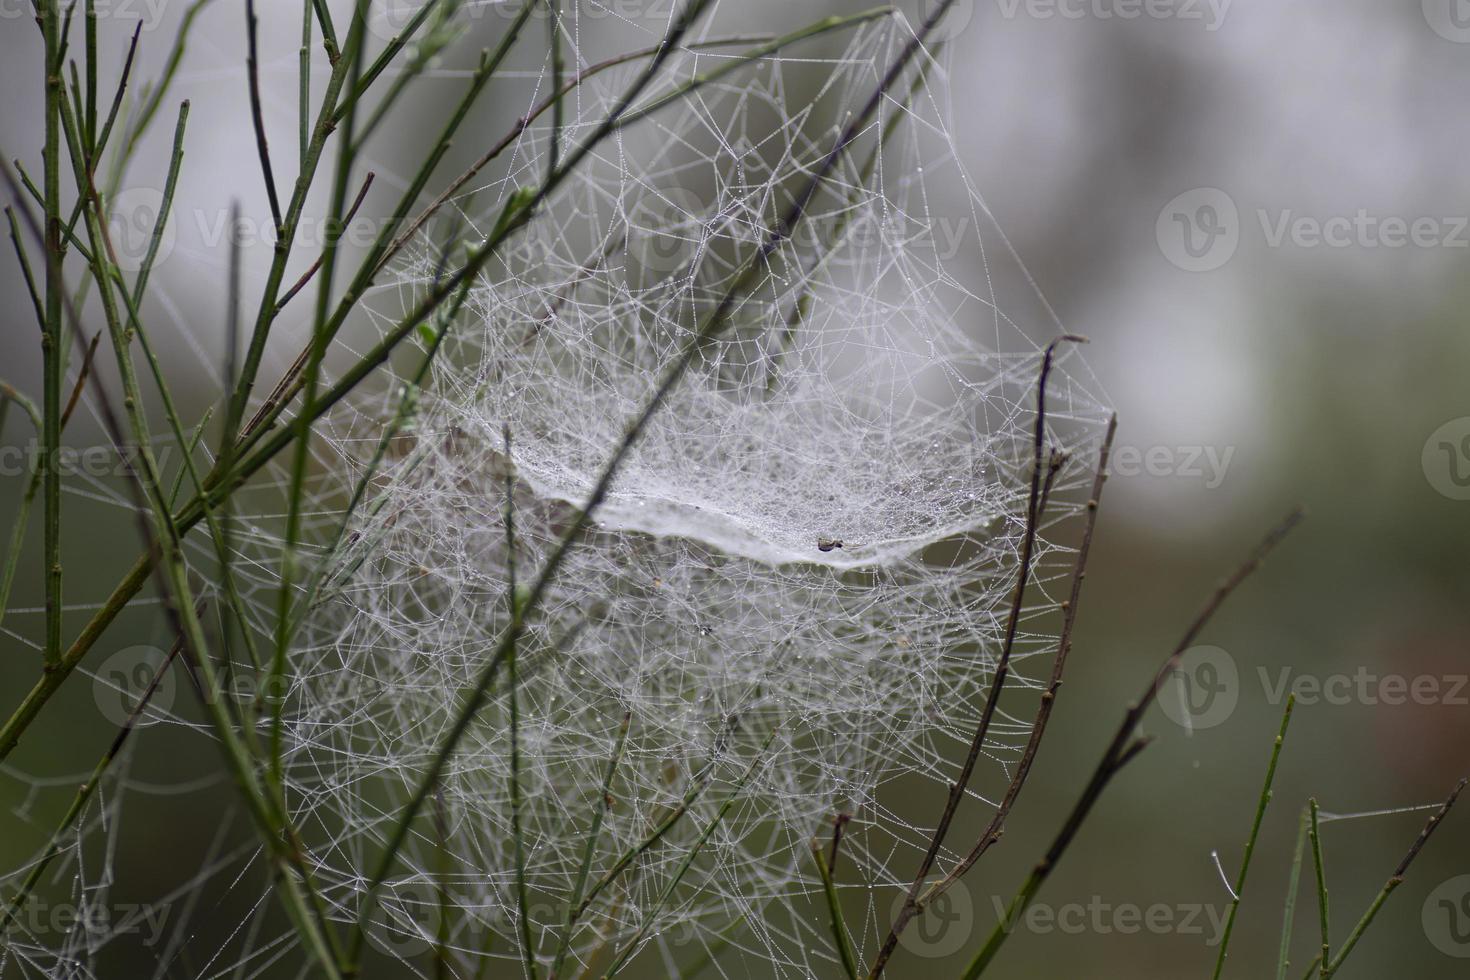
871, 335, 1087, 976
959, 507, 1305, 978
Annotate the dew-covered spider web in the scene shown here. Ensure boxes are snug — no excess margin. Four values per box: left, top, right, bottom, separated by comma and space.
1, 6, 1110, 978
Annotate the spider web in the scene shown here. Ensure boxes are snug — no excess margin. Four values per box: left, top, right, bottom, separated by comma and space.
285, 13, 1110, 976
1, 7, 1111, 978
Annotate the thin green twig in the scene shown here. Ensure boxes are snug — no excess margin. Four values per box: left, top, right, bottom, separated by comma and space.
549, 712, 633, 979
956, 511, 1305, 980
1276, 806, 1311, 980
1308, 799, 1329, 977
811, 832, 860, 980
599, 732, 779, 977
1211, 695, 1297, 980
1321, 778, 1465, 978
504, 424, 539, 979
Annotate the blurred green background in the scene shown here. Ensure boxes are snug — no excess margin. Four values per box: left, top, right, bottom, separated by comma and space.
2, 1, 1468, 976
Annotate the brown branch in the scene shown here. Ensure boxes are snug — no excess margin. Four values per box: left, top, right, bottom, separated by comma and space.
245, 0, 283, 232
958, 508, 1305, 977
870, 335, 1086, 977
273, 171, 376, 314
1392, 778, 1466, 879
59, 329, 101, 426
1320, 776, 1467, 976
916, 415, 1117, 915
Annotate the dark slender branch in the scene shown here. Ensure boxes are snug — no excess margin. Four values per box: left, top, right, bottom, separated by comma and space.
1321, 777, 1466, 977
58, 329, 100, 425
0, 600, 205, 933
957, 509, 1305, 978
87, 23, 140, 174
245, 0, 283, 231
870, 335, 1087, 976
1309, 798, 1330, 977
274, 171, 376, 313
829, 812, 851, 876
1390, 778, 1466, 879
1211, 695, 1297, 980
916, 415, 1117, 916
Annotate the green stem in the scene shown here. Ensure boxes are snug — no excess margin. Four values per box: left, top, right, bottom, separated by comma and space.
1321, 778, 1465, 978
1308, 799, 1329, 977
41, 0, 65, 673
812, 840, 860, 980
125, 0, 221, 160
0, 11, 889, 765
598, 733, 778, 978
548, 712, 632, 979
221, 15, 364, 455
504, 426, 538, 978
1276, 807, 1311, 980
0, 604, 199, 934
1211, 695, 1296, 980
51, 74, 347, 976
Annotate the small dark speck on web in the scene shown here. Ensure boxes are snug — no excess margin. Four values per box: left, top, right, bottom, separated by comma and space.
817, 537, 843, 553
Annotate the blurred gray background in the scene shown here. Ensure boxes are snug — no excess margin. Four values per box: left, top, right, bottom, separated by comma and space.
2, 0, 1469, 976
